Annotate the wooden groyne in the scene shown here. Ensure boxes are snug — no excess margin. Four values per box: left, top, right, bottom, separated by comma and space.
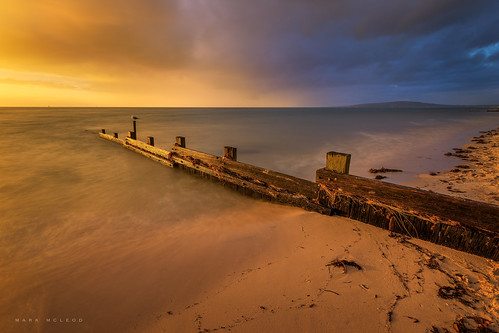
98, 129, 499, 260
316, 169, 498, 259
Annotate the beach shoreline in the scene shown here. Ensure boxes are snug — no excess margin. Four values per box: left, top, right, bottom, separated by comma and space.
414, 126, 499, 205
131, 125, 499, 333
2, 108, 498, 333
135, 209, 498, 333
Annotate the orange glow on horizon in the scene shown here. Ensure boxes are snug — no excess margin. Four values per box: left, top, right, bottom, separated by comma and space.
0, 1, 306, 107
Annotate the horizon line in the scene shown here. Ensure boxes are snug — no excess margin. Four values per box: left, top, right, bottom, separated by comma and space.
1, 100, 498, 109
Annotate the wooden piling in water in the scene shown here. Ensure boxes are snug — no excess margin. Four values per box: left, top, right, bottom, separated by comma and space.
98, 130, 499, 260
147, 136, 155, 146
326, 151, 351, 174
175, 136, 186, 148
98, 131, 124, 144
224, 146, 237, 161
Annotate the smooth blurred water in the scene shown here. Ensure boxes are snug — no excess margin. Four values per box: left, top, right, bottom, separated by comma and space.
0, 106, 497, 332
109, 106, 499, 182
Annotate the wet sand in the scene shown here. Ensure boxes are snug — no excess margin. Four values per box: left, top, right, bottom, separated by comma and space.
135, 210, 498, 333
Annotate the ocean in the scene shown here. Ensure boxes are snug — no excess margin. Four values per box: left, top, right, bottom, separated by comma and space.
0, 106, 497, 332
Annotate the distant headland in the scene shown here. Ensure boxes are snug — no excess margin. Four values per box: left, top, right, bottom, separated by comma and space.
346, 101, 454, 108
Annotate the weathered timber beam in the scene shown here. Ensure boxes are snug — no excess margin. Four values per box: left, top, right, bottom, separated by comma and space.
100, 132, 329, 214
170, 145, 328, 214
316, 168, 499, 259
99, 132, 125, 145
316, 168, 499, 233
171, 146, 319, 200
171, 156, 327, 213
123, 144, 174, 167
125, 138, 172, 160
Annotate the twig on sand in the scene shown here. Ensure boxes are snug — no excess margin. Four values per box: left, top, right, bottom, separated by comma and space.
326, 259, 362, 273
323, 289, 340, 295
405, 316, 420, 323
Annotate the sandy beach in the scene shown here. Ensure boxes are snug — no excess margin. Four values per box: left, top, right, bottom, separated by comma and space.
134, 209, 498, 333
416, 127, 499, 205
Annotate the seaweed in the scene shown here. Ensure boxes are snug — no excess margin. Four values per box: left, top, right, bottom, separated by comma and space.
326, 259, 362, 273
369, 167, 403, 174
453, 316, 494, 333
437, 286, 475, 307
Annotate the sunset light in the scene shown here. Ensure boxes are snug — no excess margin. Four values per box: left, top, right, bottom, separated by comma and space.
1, 2, 499, 332
1, 0, 498, 106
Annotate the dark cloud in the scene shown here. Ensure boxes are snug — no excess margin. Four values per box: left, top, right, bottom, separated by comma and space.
191, 0, 499, 103
1, 0, 498, 104
349, 0, 485, 39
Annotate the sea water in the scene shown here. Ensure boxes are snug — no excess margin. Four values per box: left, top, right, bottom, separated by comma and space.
0, 107, 497, 332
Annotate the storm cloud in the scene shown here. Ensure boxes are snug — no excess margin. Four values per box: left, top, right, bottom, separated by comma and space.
1, 0, 498, 105
185, 0, 499, 101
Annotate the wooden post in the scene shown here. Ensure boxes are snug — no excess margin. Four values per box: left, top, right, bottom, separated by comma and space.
176, 136, 186, 148
224, 146, 238, 161
128, 131, 136, 140
101, 129, 106, 134
147, 136, 155, 146
113, 132, 118, 138
133, 120, 137, 135
326, 151, 351, 174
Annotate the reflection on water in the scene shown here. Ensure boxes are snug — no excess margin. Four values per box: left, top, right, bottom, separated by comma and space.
0, 107, 497, 331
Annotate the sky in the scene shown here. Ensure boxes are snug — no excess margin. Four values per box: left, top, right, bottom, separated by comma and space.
1, 0, 498, 107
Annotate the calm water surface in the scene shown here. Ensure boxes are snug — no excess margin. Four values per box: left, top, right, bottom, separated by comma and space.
0, 107, 497, 332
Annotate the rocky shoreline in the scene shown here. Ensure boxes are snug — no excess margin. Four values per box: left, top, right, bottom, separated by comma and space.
416, 127, 499, 205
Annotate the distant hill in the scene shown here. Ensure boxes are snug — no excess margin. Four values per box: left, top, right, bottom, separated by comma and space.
347, 101, 454, 108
